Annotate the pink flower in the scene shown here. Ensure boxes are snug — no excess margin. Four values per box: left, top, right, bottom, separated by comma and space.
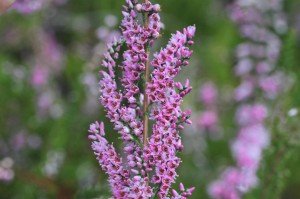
259, 73, 284, 97
199, 82, 218, 105
31, 65, 48, 87
234, 80, 254, 101
198, 111, 218, 130
12, 0, 44, 14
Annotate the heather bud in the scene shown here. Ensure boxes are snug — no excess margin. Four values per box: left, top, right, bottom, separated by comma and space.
135, 4, 142, 12
172, 189, 179, 196
185, 25, 196, 39
184, 79, 190, 87
179, 183, 185, 191
175, 82, 183, 90
153, 4, 161, 12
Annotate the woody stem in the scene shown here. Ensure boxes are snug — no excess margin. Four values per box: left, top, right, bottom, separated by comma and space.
143, 0, 149, 147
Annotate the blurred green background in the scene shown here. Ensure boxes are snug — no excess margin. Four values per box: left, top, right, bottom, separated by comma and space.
1, 0, 300, 198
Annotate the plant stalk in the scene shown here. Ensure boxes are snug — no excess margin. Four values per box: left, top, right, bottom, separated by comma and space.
143, 0, 149, 147
142, 0, 150, 191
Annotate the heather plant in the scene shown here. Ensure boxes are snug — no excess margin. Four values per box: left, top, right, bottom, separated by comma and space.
88, 0, 196, 198
1, 0, 300, 198
208, 0, 289, 198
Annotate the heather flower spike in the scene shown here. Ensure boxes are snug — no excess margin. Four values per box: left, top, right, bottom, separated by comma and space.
208, 0, 287, 198
88, 0, 196, 198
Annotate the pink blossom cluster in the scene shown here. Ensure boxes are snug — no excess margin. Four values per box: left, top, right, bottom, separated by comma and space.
31, 31, 64, 118
208, 104, 270, 198
32, 31, 63, 87
208, 0, 286, 198
232, 0, 286, 101
88, 0, 196, 198
145, 25, 195, 198
10, 0, 67, 14
9, 131, 42, 151
197, 82, 219, 134
12, 0, 44, 14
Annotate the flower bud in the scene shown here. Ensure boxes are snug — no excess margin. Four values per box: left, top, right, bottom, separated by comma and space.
135, 4, 142, 12
153, 4, 161, 12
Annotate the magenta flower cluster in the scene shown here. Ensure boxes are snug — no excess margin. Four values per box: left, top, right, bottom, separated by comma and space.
88, 0, 196, 198
208, 0, 286, 198
197, 82, 219, 134
12, 0, 44, 14
11, 0, 66, 14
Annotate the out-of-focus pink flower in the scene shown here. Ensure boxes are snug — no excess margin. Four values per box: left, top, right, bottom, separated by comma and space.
208, 168, 258, 199
256, 61, 272, 74
209, 0, 287, 198
11, 0, 68, 13
259, 73, 284, 97
31, 65, 48, 87
0, 157, 14, 182
199, 82, 218, 105
198, 111, 218, 130
196, 81, 220, 136
12, 0, 44, 14
10, 132, 27, 151
236, 104, 268, 125
37, 91, 53, 114
39, 32, 64, 71
234, 80, 254, 101
30, 31, 64, 118
235, 58, 253, 76
232, 140, 262, 170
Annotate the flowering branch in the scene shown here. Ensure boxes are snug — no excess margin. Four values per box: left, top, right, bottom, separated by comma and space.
88, 0, 196, 198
